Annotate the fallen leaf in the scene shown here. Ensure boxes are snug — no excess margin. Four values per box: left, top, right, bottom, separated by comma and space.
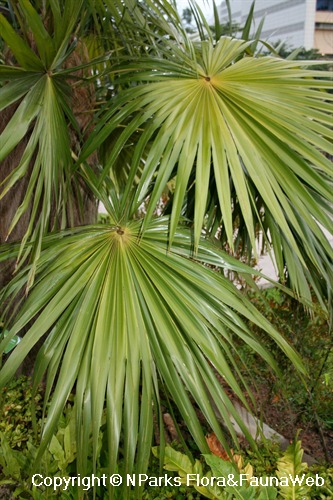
206, 433, 230, 460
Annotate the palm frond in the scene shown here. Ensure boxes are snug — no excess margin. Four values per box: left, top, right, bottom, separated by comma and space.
81, 36, 332, 306
0, 2, 98, 286
0, 218, 305, 482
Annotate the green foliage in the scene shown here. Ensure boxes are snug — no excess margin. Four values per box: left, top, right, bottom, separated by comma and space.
269, 40, 329, 65
237, 288, 333, 428
0, 376, 42, 449
152, 445, 221, 499
0, 378, 78, 498
276, 435, 310, 499
155, 439, 332, 499
0, 379, 332, 499
242, 443, 333, 500
237, 441, 281, 481
4, 221, 304, 484
0, 0, 332, 492
307, 465, 333, 499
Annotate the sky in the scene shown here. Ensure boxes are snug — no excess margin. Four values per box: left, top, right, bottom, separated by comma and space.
176, 0, 213, 18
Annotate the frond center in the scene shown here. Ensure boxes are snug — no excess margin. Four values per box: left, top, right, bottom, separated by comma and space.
111, 225, 133, 247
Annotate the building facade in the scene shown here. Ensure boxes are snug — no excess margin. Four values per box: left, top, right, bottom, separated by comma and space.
217, 0, 333, 55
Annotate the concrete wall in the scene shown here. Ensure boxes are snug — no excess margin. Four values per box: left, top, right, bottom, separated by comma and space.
217, 0, 328, 51
314, 10, 333, 53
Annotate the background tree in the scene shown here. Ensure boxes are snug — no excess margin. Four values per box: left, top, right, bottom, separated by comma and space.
0, 1, 332, 497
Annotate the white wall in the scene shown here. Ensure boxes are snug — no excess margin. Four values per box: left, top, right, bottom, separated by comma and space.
218, 0, 316, 49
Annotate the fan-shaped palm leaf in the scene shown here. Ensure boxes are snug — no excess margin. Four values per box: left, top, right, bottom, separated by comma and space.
0, 0, 95, 285
81, 35, 332, 307
0, 218, 305, 491
0, 3, 331, 498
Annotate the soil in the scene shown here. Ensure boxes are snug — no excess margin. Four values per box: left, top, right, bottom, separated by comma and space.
158, 354, 333, 466
247, 382, 333, 464
221, 378, 333, 465
0, 486, 13, 500
159, 372, 333, 466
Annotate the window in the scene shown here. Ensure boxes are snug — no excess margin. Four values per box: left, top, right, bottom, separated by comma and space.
316, 0, 333, 10
315, 22, 333, 28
